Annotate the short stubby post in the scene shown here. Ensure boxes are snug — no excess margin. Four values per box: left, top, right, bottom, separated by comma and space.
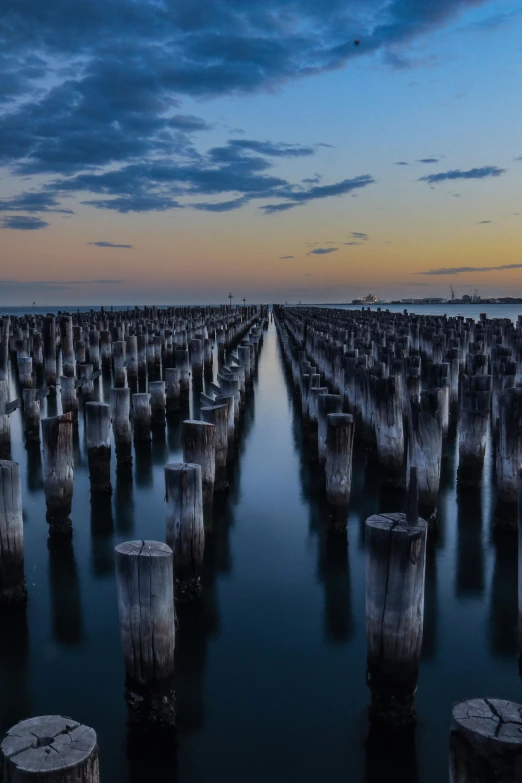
365, 511, 427, 726
182, 420, 216, 505
449, 698, 522, 782
0, 715, 99, 782
85, 402, 112, 494
132, 393, 151, 443
115, 540, 176, 727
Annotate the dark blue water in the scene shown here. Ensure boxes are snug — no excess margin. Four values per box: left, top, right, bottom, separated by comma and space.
1, 319, 519, 782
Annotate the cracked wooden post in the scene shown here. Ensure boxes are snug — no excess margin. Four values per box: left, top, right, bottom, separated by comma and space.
22, 389, 40, 442
164, 463, 204, 600
132, 393, 151, 443
85, 402, 112, 494
78, 364, 94, 401
215, 394, 235, 445
365, 508, 427, 725
115, 540, 176, 727
0, 715, 99, 782
165, 368, 181, 413
17, 356, 33, 389
111, 387, 132, 464
175, 348, 190, 398
325, 413, 355, 509
42, 414, 74, 535
407, 390, 443, 519
0, 380, 10, 459
60, 376, 78, 421
0, 460, 26, 606
371, 375, 405, 486
125, 334, 138, 379
495, 387, 522, 529
317, 394, 342, 466
113, 341, 127, 388
149, 380, 166, 426
88, 330, 100, 371
449, 698, 522, 782
182, 420, 216, 505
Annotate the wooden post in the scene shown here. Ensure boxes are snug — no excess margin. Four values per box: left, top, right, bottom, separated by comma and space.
318, 394, 342, 466
61, 316, 75, 377
85, 402, 112, 494
458, 375, 491, 488
365, 511, 427, 725
0, 460, 26, 606
0, 715, 99, 782
88, 330, 100, 371
42, 414, 74, 535
495, 388, 522, 528
22, 389, 40, 442
59, 376, 78, 421
0, 379, 10, 459
125, 335, 138, 379
308, 386, 328, 426
43, 315, 57, 386
449, 698, 522, 782
111, 387, 132, 463
215, 394, 235, 444
165, 368, 181, 413
149, 380, 166, 425
201, 404, 228, 489
325, 413, 355, 508
182, 420, 216, 505
17, 356, 33, 389
371, 375, 405, 486
100, 330, 112, 369
78, 363, 94, 401
407, 391, 443, 516
164, 463, 204, 600
132, 393, 151, 442
113, 341, 127, 388
115, 540, 176, 727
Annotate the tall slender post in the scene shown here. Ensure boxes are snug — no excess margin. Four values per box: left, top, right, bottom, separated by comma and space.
115, 540, 176, 727
149, 380, 166, 426
111, 387, 132, 463
43, 315, 57, 386
165, 463, 204, 600
42, 414, 74, 535
22, 388, 40, 441
201, 404, 228, 489
85, 402, 112, 494
0, 460, 26, 606
60, 376, 78, 421
132, 393, 151, 443
182, 420, 216, 505
325, 413, 355, 508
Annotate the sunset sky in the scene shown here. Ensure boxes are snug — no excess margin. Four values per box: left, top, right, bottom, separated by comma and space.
0, 0, 521, 305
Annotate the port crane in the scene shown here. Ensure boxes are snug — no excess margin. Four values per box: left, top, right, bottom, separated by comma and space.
450, 285, 455, 301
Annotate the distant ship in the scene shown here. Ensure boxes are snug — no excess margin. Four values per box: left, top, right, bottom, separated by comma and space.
351, 293, 386, 305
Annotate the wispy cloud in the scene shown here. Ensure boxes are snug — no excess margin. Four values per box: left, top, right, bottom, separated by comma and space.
394, 161, 409, 166
308, 247, 338, 255
478, 220, 491, 224
419, 166, 506, 184
279, 255, 294, 259
261, 175, 375, 214
87, 241, 133, 248
417, 158, 440, 164
344, 241, 362, 246
0, 215, 49, 230
0, 278, 123, 288
351, 231, 369, 239
417, 264, 522, 276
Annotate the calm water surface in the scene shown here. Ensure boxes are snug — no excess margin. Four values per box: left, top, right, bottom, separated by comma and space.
0, 317, 520, 782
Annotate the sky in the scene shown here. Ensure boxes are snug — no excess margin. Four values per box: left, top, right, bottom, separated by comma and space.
0, 0, 521, 305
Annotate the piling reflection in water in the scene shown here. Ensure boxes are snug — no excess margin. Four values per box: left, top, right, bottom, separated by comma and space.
456, 487, 485, 597
0, 610, 30, 736
489, 528, 518, 657
47, 536, 84, 645
90, 493, 115, 577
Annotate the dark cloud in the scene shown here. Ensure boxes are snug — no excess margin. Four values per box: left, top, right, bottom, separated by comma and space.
302, 176, 321, 184
419, 166, 506, 184
351, 231, 368, 239
394, 161, 409, 166
0, 191, 73, 213
87, 241, 133, 248
262, 202, 303, 214
417, 264, 522, 276
279, 255, 294, 259
478, 220, 491, 224
308, 247, 338, 255
0, 0, 487, 212
344, 241, 362, 245
0, 215, 49, 230
417, 158, 440, 164
262, 175, 374, 213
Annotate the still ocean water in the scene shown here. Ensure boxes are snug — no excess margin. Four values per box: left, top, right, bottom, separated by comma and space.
1, 305, 521, 781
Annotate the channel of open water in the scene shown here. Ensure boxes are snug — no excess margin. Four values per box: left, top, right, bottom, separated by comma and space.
1, 309, 521, 782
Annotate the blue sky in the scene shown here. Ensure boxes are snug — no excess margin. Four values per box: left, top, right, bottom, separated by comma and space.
0, 0, 521, 304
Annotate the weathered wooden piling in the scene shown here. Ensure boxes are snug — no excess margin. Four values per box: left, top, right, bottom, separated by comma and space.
113, 341, 127, 388
0, 715, 100, 782
407, 391, 443, 516
449, 698, 522, 782
100, 330, 112, 369
164, 463, 204, 600
17, 356, 33, 389
215, 394, 235, 443
42, 414, 74, 534
458, 374, 491, 487
115, 540, 176, 727
0, 380, 10, 459
125, 335, 138, 378
78, 363, 94, 401
371, 375, 405, 486
149, 380, 166, 425
325, 413, 355, 509
22, 389, 40, 441
496, 387, 522, 528
43, 315, 57, 386
88, 330, 100, 371
0, 460, 25, 606
85, 402, 112, 494
365, 509, 427, 725
132, 393, 151, 442
165, 368, 181, 413
318, 394, 342, 466
201, 404, 228, 489
60, 375, 78, 421
182, 420, 216, 505
111, 387, 132, 463
175, 348, 190, 396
